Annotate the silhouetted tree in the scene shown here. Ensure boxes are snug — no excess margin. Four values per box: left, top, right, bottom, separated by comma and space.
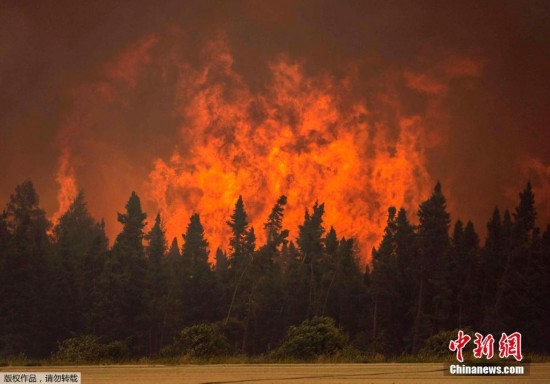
93, 191, 148, 355
449, 220, 480, 329
144, 213, 168, 355
181, 213, 220, 324
50, 192, 108, 344
412, 182, 451, 352
0, 181, 52, 357
297, 202, 326, 317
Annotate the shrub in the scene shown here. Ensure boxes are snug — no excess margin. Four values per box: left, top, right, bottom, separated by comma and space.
274, 317, 347, 359
52, 335, 104, 362
162, 323, 230, 358
52, 335, 130, 362
420, 328, 474, 359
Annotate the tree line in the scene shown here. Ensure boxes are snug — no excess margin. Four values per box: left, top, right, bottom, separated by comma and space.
0, 180, 548, 359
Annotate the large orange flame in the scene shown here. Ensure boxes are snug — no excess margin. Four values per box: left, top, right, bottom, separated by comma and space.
148, 37, 435, 262
52, 31, 482, 263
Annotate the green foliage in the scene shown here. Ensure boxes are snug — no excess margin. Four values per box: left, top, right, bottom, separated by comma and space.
274, 317, 347, 359
162, 323, 231, 358
52, 335, 103, 362
419, 328, 472, 358
52, 335, 129, 363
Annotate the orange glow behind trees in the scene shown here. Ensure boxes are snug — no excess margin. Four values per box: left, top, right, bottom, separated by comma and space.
51, 33, 481, 262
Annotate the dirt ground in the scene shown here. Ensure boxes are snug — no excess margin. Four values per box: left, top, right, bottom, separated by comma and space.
3, 363, 549, 383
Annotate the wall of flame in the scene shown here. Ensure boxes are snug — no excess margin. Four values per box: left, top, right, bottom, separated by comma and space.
51, 31, 484, 263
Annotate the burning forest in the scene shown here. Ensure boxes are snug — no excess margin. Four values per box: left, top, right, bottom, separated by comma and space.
1, 0, 550, 363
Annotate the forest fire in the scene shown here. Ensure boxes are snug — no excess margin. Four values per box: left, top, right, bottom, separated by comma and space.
148, 48, 435, 259
3, 1, 550, 363
49, 32, 481, 262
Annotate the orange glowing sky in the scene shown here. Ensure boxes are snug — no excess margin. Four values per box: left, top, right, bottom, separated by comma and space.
1, 1, 550, 262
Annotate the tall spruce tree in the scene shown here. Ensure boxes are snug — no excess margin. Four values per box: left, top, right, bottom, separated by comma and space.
370, 207, 417, 354
225, 196, 254, 322
480, 207, 505, 317
450, 220, 480, 329
508, 182, 538, 348
242, 197, 291, 354
181, 213, 219, 324
412, 182, 451, 352
296, 202, 326, 317
163, 237, 183, 345
227, 196, 249, 266
0, 181, 52, 357
94, 191, 148, 355
50, 192, 108, 343
144, 213, 168, 355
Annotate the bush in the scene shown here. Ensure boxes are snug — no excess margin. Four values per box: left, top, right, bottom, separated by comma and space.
52, 335, 104, 362
273, 317, 347, 359
420, 328, 473, 359
52, 335, 130, 362
162, 323, 231, 358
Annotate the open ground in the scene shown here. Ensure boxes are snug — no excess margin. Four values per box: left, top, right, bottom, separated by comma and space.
3, 364, 550, 383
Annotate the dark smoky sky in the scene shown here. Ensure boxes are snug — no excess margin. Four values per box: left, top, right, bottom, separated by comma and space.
1, 0, 550, 239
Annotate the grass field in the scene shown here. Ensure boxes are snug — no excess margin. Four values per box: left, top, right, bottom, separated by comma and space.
3, 363, 550, 383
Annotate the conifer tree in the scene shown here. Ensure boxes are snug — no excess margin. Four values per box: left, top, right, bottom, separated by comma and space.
144, 213, 168, 355
227, 195, 249, 266
480, 207, 504, 314
296, 202, 326, 317
0, 181, 52, 357
450, 220, 480, 329
412, 182, 451, 352
225, 197, 256, 330
163, 237, 183, 344
369, 207, 416, 354
181, 213, 220, 324
505, 183, 539, 347
182, 213, 210, 273
94, 191, 148, 355
264, 195, 289, 249
50, 192, 107, 342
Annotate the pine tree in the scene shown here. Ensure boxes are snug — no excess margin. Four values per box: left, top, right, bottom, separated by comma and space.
163, 237, 183, 345
182, 213, 209, 273
513, 181, 536, 244
50, 192, 107, 343
450, 220, 480, 329
412, 182, 451, 352
333, 237, 366, 336
225, 197, 255, 329
480, 207, 505, 315
94, 191, 148, 355
296, 202, 326, 317
0, 181, 52, 357
227, 196, 249, 266
506, 182, 538, 348
281, 239, 308, 327
181, 213, 220, 324
144, 213, 168, 355
369, 207, 417, 354
264, 195, 289, 249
